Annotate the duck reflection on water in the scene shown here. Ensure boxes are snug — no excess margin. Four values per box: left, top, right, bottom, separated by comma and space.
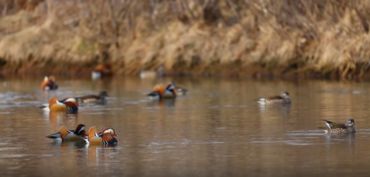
147, 98, 176, 107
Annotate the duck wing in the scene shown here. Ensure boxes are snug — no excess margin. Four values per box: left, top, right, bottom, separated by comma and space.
78, 95, 100, 100
267, 95, 283, 100
323, 120, 346, 129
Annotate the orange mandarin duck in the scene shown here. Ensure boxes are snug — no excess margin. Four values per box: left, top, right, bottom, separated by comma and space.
147, 83, 177, 99
91, 63, 112, 80
47, 124, 86, 142
47, 97, 79, 114
87, 127, 118, 146
40, 76, 58, 91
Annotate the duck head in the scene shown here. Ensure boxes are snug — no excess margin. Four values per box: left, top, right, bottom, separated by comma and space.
165, 83, 176, 95
345, 118, 356, 133
101, 128, 118, 146
166, 83, 176, 91
345, 118, 355, 127
280, 91, 290, 99
100, 128, 117, 137
74, 124, 86, 136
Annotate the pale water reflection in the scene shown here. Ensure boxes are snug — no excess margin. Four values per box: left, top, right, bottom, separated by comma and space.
0, 78, 370, 176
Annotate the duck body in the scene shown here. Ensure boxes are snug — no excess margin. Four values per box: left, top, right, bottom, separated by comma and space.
147, 83, 177, 99
258, 91, 291, 105
64, 101, 79, 114
91, 64, 112, 80
47, 124, 86, 142
139, 70, 158, 79
87, 127, 118, 146
46, 97, 78, 114
77, 91, 108, 104
323, 118, 356, 134
177, 89, 187, 96
40, 76, 58, 91
139, 66, 165, 79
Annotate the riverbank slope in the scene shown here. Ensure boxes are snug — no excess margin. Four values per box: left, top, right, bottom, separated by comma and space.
0, 1, 370, 80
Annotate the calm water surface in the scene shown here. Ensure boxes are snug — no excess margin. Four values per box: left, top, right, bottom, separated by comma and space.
1, 77, 370, 177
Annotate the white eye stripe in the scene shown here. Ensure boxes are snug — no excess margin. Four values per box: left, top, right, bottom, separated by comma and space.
104, 129, 114, 134
76, 126, 85, 134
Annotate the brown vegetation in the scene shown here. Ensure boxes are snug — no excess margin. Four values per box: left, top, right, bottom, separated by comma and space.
0, 0, 370, 79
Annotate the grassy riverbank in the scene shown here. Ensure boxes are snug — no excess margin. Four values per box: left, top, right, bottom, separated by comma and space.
0, 0, 370, 79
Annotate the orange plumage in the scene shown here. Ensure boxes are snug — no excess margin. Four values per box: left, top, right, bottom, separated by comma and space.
87, 127, 118, 146
47, 97, 78, 113
48, 97, 66, 112
94, 64, 112, 76
152, 84, 166, 95
88, 127, 101, 145
40, 76, 58, 91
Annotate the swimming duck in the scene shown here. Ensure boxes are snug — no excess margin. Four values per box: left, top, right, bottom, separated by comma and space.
139, 65, 165, 79
40, 76, 58, 91
258, 91, 291, 105
91, 63, 112, 80
47, 124, 86, 142
47, 97, 79, 114
76, 91, 108, 104
147, 83, 176, 99
87, 127, 118, 146
323, 118, 356, 134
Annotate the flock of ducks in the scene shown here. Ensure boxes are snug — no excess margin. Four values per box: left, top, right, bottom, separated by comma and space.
47, 124, 118, 146
41, 76, 188, 147
41, 75, 356, 147
41, 76, 116, 146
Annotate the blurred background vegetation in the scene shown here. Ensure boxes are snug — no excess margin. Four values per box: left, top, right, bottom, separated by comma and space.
0, 0, 370, 79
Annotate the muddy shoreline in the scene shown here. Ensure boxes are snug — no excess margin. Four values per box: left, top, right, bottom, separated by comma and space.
1, 59, 370, 81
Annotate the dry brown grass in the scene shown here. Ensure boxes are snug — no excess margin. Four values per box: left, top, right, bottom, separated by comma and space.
1, 0, 370, 79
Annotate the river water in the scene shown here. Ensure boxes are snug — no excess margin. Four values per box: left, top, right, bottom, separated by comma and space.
0, 77, 370, 177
